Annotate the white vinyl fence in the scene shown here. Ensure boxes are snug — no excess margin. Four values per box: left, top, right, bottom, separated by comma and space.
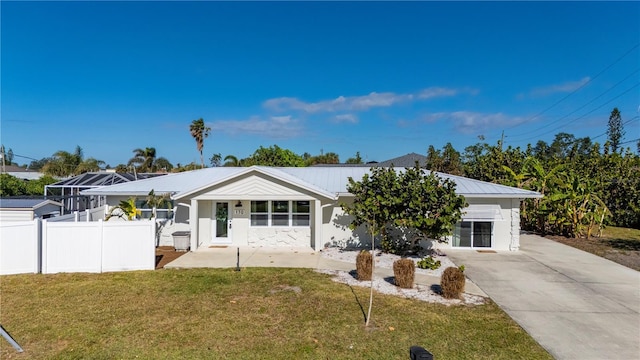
0, 220, 40, 275
47, 205, 107, 223
0, 219, 156, 275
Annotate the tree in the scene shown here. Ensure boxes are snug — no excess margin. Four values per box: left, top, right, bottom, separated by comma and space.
154, 157, 174, 172
342, 164, 466, 325
345, 151, 363, 164
128, 147, 157, 172
241, 145, 305, 167
342, 166, 399, 327
305, 152, 340, 166
607, 107, 624, 153
190, 118, 211, 168
223, 155, 240, 167
210, 153, 222, 167
41, 146, 103, 177
0, 174, 27, 196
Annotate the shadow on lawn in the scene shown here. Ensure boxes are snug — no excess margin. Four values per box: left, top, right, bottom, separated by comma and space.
604, 239, 640, 251
347, 285, 367, 323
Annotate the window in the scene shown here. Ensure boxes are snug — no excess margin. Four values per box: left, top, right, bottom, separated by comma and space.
292, 201, 310, 226
453, 221, 492, 248
250, 200, 311, 227
272, 201, 289, 226
251, 201, 268, 226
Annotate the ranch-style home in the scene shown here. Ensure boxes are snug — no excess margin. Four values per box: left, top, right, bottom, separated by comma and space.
81, 164, 542, 252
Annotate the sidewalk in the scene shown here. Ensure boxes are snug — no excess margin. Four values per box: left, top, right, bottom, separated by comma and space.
164, 245, 487, 297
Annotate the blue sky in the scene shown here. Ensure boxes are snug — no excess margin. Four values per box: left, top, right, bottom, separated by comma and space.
2, 1, 639, 167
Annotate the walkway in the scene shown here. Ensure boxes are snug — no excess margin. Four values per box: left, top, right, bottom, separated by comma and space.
446, 234, 640, 360
165, 245, 486, 296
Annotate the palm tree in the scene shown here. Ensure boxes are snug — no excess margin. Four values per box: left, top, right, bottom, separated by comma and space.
42, 146, 103, 177
128, 147, 157, 173
223, 155, 240, 167
190, 118, 211, 168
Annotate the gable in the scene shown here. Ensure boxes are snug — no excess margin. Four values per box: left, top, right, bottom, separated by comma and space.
192, 174, 325, 201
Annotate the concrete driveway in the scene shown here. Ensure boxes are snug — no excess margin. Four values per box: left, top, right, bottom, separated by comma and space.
446, 234, 640, 360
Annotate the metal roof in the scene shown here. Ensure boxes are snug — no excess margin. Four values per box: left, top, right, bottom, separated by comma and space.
0, 199, 62, 210
46, 172, 166, 188
81, 166, 542, 199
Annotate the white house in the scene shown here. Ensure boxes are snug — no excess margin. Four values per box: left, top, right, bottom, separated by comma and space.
81, 165, 541, 252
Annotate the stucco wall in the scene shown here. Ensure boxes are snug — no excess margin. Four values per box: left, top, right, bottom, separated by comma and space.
248, 227, 311, 247
321, 197, 372, 249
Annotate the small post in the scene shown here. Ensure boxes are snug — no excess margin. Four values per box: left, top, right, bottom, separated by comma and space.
235, 247, 241, 271
0, 325, 24, 353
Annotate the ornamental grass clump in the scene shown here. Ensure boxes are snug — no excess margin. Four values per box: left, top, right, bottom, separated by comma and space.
440, 266, 466, 299
356, 250, 373, 281
393, 258, 415, 289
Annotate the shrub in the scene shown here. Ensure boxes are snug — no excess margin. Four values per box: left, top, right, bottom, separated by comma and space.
356, 250, 373, 281
416, 256, 441, 270
440, 266, 466, 299
381, 235, 412, 255
393, 259, 415, 289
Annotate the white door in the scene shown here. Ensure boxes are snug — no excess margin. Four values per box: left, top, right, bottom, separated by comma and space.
212, 202, 232, 244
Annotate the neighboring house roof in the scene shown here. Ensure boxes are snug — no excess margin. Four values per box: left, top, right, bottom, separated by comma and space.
81, 166, 542, 200
374, 152, 428, 168
312, 153, 427, 168
2, 165, 46, 180
46, 172, 166, 189
0, 199, 62, 210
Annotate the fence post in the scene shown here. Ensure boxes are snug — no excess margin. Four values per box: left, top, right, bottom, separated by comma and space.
35, 218, 42, 274
74, 211, 79, 222
41, 219, 48, 274
98, 219, 104, 272
86, 209, 91, 222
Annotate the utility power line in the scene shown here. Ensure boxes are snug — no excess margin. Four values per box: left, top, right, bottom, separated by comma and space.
503, 42, 640, 132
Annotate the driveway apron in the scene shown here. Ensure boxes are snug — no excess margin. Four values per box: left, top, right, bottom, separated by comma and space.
446, 234, 640, 360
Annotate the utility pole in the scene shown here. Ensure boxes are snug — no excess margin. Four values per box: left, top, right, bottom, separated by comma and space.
500, 131, 505, 151
0, 145, 5, 173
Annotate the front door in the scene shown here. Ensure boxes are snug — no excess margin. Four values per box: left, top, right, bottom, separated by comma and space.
213, 202, 232, 244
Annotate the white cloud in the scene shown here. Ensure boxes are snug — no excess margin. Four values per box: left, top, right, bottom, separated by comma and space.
333, 114, 358, 123
418, 87, 458, 99
425, 111, 526, 134
529, 77, 591, 97
263, 86, 472, 113
209, 115, 302, 138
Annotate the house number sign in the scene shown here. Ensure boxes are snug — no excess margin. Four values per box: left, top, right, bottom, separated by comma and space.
234, 209, 245, 215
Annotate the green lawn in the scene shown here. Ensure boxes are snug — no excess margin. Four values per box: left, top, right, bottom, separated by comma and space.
0, 268, 551, 359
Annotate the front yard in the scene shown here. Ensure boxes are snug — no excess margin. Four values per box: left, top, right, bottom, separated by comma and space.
0, 268, 551, 359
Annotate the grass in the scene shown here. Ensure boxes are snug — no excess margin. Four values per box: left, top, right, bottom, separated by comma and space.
547, 226, 640, 271
0, 268, 551, 359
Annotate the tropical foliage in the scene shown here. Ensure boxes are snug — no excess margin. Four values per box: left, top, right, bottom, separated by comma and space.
127, 147, 173, 173
0, 174, 57, 197
423, 129, 639, 236
41, 146, 104, 177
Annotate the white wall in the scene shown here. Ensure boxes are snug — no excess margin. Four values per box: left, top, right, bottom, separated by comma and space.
0, 220, 40, 275
0, 210, 34, 222
322, 197, 371, 249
